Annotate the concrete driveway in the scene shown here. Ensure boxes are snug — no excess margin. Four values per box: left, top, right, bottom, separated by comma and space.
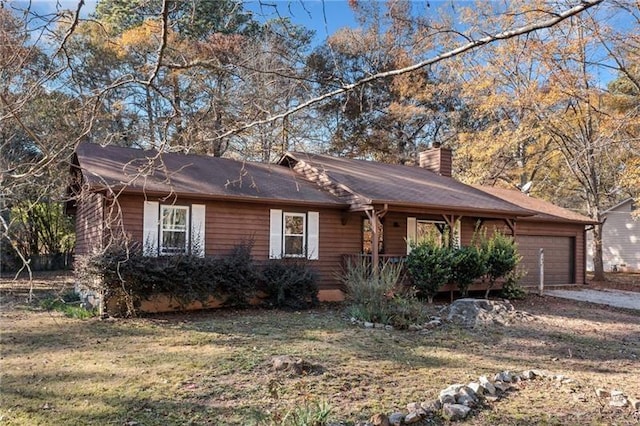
546, 288, 640, 311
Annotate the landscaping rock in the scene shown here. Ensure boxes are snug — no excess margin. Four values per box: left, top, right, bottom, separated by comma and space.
610, 391, 629, 408
457, 393, 477, 407
494, 371, 513, 382
272, 355, 302, 373
404, 412, 422, 424
629, 398, 640, 410
425, 319, 442, 328
446, 298, 517, 328
493, 381, 513, 393
521, 370, 536, 380
388, 412, 404, 426
595, 388, 610, 398
369, 413, 389, 426
479, 375, 496, 395
364, 322, 374, 328
408, 324, 422, 331
442, 403, 472, 421
468, 381, 483, 395
271, 355, 317, 375
439, 384, 464, 399
457, 386, 479, 405
421, 400, 441, 412
439, 393, 456, 405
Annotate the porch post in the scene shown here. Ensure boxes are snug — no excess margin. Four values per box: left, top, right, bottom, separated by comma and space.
365, 209, 380, 272
365, 205, 388, 275
441, 214, 460, 247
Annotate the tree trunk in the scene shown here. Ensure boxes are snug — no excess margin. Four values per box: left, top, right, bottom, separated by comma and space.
592, 221, 606, 281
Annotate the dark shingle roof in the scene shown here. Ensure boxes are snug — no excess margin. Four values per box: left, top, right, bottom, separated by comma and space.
475, 186, 595, 224
284, 152, 534, 217
74, 143, 344, 206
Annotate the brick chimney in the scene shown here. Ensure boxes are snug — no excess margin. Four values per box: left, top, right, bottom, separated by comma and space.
418, 144, 452, 177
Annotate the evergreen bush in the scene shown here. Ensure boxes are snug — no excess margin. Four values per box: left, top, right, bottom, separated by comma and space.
480, 231, 521, 298
451, 245, 487, 297
261, 260, 319, 310
406, 241, 453, 303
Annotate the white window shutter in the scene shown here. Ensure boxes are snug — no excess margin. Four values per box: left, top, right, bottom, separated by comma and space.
406, 217, 417, 255
191, 204, 206, 257
269, 209, 283, 259
143, 201, 159, 256
307, 211, 319, 260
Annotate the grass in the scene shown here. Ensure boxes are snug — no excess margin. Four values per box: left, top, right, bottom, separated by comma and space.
1, 273, 640, 425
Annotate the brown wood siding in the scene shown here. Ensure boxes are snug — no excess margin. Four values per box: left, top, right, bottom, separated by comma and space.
74, 192, 104, 256
105, 195, 359, 291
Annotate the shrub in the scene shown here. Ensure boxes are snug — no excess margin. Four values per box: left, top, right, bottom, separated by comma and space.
451, 245, 487, 297
341, 257, 404, 324
386, 294, 433, 329
75, 241, 260, 316
500, 269, 528, 300
261, 260, 319, 310
406, 241, 453, 303
480, 231, 521, 298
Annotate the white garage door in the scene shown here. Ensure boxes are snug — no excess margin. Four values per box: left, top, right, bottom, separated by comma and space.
517, 236, 575, 286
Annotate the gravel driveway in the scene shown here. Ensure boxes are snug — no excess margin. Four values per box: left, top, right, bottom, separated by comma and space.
546, 288, 640, 310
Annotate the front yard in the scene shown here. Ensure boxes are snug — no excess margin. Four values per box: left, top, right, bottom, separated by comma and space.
1, 273, 639, 425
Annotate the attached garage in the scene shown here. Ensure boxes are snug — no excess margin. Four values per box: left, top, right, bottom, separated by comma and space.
517, 235, 576, 286
476, 186, 595, 288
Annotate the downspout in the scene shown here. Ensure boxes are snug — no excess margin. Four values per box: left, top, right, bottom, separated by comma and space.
584, 224, 595, 285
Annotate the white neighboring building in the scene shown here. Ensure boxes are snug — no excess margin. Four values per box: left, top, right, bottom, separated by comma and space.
587, 198, 639, 272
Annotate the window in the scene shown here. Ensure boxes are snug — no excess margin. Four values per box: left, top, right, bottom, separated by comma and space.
269, 209, 319, 260
407, 217, 461, 254
143, 201, 206, 257
284, 212, 306, 257
416, 220, 445, 246
160, 206, 189, 254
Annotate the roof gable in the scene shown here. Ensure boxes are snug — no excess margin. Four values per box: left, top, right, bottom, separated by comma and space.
474, 186, 595, 224
281, 152, 534, 216
603, 198, 636, 214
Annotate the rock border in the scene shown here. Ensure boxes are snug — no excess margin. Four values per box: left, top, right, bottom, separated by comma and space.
335, 369, 640, 426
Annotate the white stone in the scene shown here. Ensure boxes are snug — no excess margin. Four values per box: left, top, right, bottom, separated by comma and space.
404, 412, 422, 424
457, 393, 477, 407
442, 403, 471, 421
468, 382, 483, 394
479, 375, 496, 395
494, 381, 512, 392
364, 322, 374, 328
494, 371, 513, 382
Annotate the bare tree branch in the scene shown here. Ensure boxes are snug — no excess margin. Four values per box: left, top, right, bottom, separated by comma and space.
213, 0, 604, 141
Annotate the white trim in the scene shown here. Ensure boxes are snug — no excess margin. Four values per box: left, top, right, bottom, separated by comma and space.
307, 211, 319, 260
159, 205, 190, 255
406, 217, 416, 254
269, 209, 283, 259
191, 204, 206, 257
283, 212, 306, 258
143, 201, 159, 256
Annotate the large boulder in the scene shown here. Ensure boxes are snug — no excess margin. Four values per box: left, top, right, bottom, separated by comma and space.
446, 298, 515, 328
